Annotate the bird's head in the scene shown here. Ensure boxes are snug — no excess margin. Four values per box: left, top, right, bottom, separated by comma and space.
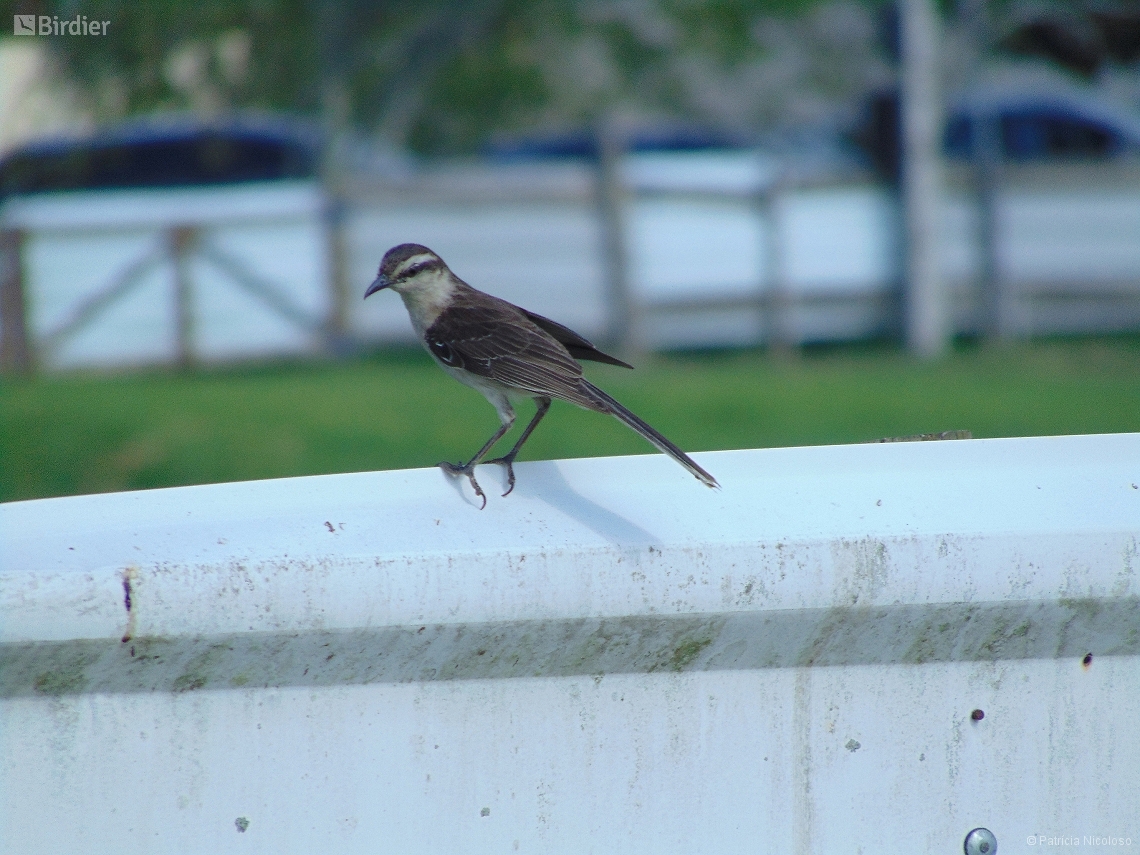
365, 244, 451, 300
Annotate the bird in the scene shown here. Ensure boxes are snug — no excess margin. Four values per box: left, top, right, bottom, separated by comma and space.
364, 243, 719, 508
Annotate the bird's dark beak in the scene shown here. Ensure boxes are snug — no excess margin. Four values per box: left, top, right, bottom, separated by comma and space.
364, 274, 390, 299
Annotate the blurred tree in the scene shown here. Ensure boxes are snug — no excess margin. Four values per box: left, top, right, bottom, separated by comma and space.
997, 3, 1140, 78
4, 0, 894, 154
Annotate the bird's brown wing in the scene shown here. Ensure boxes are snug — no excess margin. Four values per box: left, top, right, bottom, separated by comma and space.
520, 309, 633, 368
424, 290, 605, 411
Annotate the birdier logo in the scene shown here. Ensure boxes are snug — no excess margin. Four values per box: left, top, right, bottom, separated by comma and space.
13, 14, 110, 36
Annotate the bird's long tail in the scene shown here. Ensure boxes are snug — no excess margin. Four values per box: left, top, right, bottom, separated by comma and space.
580, 380, 719, 488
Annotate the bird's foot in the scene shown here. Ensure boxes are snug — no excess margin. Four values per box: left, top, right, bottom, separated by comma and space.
438, 461, 487, 510
485, 455, 517, 496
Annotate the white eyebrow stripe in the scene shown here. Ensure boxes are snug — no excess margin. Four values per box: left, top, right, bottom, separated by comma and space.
394, 254, 438, 276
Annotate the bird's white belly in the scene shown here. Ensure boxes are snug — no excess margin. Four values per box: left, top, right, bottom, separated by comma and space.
431, 355, 528, 424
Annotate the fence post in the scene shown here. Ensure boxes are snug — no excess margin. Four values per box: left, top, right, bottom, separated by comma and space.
0, 228, 32, 375
899, 0, 947, 357
760, 176, 795, 356
975, 115, 1010, 340
170, 226, 197, 369
322, 189, 351, 356
595, 116, 639, 357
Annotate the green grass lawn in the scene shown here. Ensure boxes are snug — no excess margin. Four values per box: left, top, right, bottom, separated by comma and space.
2, 336, 1139, 503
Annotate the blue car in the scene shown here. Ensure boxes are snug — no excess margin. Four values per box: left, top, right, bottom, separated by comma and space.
855, 75, 1140, 176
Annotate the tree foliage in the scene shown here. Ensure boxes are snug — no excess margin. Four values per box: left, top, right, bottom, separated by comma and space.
7, 0, 886, 154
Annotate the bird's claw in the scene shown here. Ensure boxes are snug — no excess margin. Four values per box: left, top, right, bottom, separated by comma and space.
438, 461, 487, 510
438, 455, 518, 506
486, 456, 517, 497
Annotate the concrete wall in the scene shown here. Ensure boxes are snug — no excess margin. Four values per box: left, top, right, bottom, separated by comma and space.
2, 434, 1138, 853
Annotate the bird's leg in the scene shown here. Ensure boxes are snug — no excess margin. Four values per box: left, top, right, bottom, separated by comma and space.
438, 412, 515, 509
487, 397, 551, 496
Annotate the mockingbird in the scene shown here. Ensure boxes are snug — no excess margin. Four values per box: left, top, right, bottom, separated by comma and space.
365, 243, 719, 507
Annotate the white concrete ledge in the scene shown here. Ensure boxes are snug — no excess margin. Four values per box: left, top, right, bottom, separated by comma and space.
1, 434, 1138, 853
3, 435, 1137, 677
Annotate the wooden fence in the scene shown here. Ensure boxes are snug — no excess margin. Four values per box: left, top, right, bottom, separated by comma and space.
3, 159, 1140, 373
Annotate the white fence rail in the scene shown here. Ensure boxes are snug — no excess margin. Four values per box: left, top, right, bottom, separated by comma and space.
349, 155, 1140, 352
2, 433, 1138, 853
0, 181, 333, 370
4, 156, 1140, 372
